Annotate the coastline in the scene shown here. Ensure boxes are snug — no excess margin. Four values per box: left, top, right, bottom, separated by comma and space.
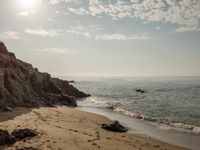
78, 106, 200, 150
0, 106, 188, 150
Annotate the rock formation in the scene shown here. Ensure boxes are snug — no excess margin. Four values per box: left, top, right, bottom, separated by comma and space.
0, 128, 38, 146
101, 120, 128, 132
0, 42, 90, 108
0, 129, 16, 145
11, 129, 38, 140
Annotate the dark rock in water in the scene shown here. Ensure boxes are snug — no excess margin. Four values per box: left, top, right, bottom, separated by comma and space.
11, 129, 38, 140
143, 117, 156, 122
0, 41, 90, 108
106, 105, 115, 110
136, 89, 146, 93
136, 115, 143, 119
102, 121, 128, 132
0, 129, 16, 146
17, 147, 40, 150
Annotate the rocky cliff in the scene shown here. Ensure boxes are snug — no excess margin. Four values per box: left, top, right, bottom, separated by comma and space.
0, 42, 90, 108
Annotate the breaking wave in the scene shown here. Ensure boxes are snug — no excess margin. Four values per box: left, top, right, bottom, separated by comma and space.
78, 96, 200, 135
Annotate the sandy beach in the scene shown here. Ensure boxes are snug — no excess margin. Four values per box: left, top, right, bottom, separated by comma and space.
0, 106, 188, 150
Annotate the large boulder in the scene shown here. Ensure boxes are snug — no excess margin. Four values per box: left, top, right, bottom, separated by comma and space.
0, 42, 90, 108
102, 121, 128, 132
0, 129, 16, 146
11, 129, 38, 140
0, 128, 38, 147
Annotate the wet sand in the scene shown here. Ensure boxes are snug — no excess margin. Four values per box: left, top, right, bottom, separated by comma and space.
0, 106, 189, 150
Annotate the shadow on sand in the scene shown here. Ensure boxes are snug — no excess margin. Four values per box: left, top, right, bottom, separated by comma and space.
0, 107, 33, 123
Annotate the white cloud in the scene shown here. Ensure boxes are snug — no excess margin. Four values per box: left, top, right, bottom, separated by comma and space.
47, 0, 200, 32
68, 7, 89, 15
89, 0, 133, 18
95, 33, 149, 41
49, 0, 63, 4
31, 48, 70, 55
66, 23, 148, 41
66, 24, 101, 38
19, 10, 35, 16
83, 32, 91, 37
25, 28, 63, 37
0, 31, 20, 40
64, 0, 200, 32
46, 18, 54, 21
49, 0, 80, 5
175, 26, 198, 32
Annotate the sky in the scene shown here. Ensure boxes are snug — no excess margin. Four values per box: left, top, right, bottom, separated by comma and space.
0, 0, 200, 77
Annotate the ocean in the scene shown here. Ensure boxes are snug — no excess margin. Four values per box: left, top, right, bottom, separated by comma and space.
65, 76, 200, 150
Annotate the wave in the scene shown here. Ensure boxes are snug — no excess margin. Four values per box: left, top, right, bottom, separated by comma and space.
113, 107, 144, 119
113, 107, 200, 134
77, 97, 112, 108
78, 97, 200, 135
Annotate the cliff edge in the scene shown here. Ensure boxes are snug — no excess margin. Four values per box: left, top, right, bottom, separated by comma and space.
0, 42, 90, 108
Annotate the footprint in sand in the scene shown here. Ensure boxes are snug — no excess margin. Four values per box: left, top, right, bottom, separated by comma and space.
54, 125, 63, 129
87, 130, 101, 143
83, 132, 93, 137
92, 142, 101, 149
153, 145, 160, 148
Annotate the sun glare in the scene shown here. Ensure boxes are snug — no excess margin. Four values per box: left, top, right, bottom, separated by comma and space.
18, 0, 41, 10
19, 0, 34, 8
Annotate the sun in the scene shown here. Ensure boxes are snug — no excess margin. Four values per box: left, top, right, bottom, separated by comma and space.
18, 0, 42, 10
19, 0, 34, 9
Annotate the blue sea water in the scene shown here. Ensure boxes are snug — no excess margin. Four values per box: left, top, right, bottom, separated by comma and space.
72, 76, 200, 134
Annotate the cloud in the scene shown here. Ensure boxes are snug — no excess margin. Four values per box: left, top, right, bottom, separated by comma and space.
175, 26, 199, 33
0, 31, 20, 40
25, 28, 63, 37
18, 0, 42, 16
31, 48, 70, 55
19, 10, 35, 16
66, 23, 148, 41
68, 7, 89, 15
66, 24, 101, 38
95, 33, 149, 41
46, 18, 54, 21
89, 0, 132, 19
63, 0, 200, 32
49, 0, 80, 5
49, 0, 62, 4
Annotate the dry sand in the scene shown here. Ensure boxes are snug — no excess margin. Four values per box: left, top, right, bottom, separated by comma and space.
0, 106, 189, 150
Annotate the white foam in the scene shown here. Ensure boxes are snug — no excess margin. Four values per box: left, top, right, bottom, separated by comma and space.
113, 107, 200, 135
78, 97, 200, 135
170, 123, 197, 131
113, 107, 144, 119
158, 124, 172, 130
77, 97, 111, 108
193, 126, 200, 134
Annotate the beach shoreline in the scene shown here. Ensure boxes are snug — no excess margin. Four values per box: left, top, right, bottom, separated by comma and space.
0, 106, 188, 150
